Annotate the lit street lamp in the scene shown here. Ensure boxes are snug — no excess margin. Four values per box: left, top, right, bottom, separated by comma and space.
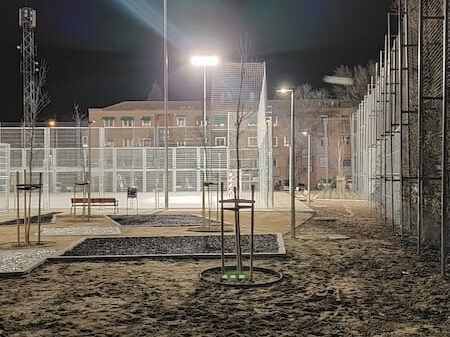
191, 55, 219, 226
277, 87, 296, 238
303, 131, 311, 206
191, 55, 219, 143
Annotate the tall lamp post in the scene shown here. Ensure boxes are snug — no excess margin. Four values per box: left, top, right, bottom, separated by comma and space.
303, 131, 311, 206
87, 120, 95, 219
277, 87, 296, 238
191, 55, 219, 225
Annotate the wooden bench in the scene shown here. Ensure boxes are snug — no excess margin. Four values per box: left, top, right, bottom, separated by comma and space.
71, 198, 119, 214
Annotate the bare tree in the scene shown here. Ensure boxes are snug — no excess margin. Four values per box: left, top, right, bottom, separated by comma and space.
23, 60, 51, 245
332, 62, 375, 106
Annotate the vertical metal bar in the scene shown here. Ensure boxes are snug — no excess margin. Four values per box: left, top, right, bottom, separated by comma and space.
37, 172, 42, 244
163, 0, 169, 210
417, 0, 423, 255
290, 89, 296, 238
250, 184, 255, 282
441, 0, 448, 275
383, 35, 389, 225
220, 182, 225, 276
16, 171, 20, 246
399, 0, 405, 238
389, 34, 396, 232
307, 133, 311, 206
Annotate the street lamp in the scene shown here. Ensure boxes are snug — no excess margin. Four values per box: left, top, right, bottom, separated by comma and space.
191, 54, 219, 226
191, 55, 220, 140
277, 87, 296, 238
87, 120, 95, 219
303, 131, 311, 206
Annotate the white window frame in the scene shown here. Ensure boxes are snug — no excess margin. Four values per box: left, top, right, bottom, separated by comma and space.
123, 138, 133, 147
214, 137, 226, 146
142, 138, 152, 147
283, 137, 289, 147
103, 118, 114, 127
248, 136, 258, 147
272, 137, 278, 147
122, 119, 134, 127
141, 118, 152, 127
320, 115, 328, 125
273, 157, 278, 167
176, 116, 186, 127
176, 141, 186, 147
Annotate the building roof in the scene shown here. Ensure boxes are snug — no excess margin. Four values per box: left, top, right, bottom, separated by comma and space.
103, 101, 202, 111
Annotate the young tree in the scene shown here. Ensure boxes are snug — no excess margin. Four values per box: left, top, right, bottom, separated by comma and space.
23, 60, 51, 245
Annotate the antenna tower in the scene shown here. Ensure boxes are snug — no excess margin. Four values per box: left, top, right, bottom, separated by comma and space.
19, 7, 37, 125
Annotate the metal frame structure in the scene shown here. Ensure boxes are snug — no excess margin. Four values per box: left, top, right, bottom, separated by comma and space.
353, 0, 450, 274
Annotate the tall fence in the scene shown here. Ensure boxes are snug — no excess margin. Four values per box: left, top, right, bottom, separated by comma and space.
352, 0, 450, 274
0, 125, 270, 210
0, 143, 9, 212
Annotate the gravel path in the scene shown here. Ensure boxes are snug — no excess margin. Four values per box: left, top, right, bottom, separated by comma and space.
63, 234, 281, 256
40, 226, 121, 236
109, 214, 220, 226
0, 250, 57, 273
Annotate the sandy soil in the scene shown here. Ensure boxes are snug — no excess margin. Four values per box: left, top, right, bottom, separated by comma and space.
1, 200, 450, 337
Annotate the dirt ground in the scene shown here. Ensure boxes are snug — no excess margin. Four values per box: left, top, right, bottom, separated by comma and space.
1, 200, 450, 337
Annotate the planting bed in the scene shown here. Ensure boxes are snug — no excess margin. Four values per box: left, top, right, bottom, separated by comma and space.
109, 214, 219, 227
0, 212, 59, 226
62, 234, 283, 257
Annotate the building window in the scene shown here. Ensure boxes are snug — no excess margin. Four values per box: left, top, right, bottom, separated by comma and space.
248, 137, 258, 147
82, 136, 88, 147
272, 137, 278, 147
213, 115, 226, 126
319, 157, 328, 168
141, 116, 152, 127
195, 116, 203, 126
142, 138, 152, 147
123, 138, 133, 147
102, 117, 115, 127
176, 116, 186, 126
273, 157, 278, 167
247, 114, 257, 126
283, 137, 289, 147
320, 137, 327, 147
343, 158, 351, 167
341, 135, 351, 145
320, 115, 328, 125
215, 137, 226, 146
177, 141, 186, 146
121, 117, 134, 127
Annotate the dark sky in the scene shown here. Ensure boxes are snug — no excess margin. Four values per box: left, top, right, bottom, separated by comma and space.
0, 0, 392, 122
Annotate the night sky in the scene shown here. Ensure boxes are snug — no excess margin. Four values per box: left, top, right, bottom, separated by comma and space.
0, 0, 392, 122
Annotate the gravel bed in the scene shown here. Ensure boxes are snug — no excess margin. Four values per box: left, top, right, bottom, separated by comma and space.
0, 213, 59, 226
0, 250, 57, 273
40, 226, 121, 236
63, 234, 281, 256
109, 214, 220, 226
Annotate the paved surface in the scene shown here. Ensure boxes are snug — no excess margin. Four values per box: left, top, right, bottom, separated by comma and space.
0, 192, 313, 275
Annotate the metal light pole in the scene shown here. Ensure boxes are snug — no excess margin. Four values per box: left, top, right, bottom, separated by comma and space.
277, 87, 296, 238
87, 120, 95, 219
163, 0, 169, 210
303, 131, 311, 206
191, 55, 219, 225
